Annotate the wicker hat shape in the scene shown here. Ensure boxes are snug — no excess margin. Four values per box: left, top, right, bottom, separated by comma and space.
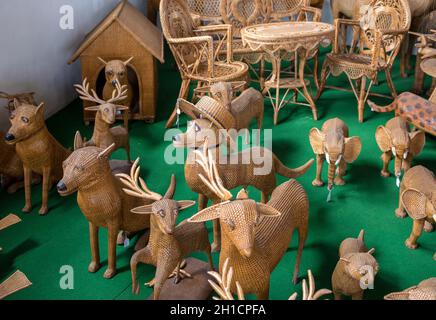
177, 96, 236, 130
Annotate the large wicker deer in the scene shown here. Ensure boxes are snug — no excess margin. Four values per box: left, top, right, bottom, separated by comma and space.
116, 160, 213, 300
74, 78, 131, 161
56, 134, 152, 279
4, 101, 70, 215
188, 144, 310, 299
173, 102, 313, 251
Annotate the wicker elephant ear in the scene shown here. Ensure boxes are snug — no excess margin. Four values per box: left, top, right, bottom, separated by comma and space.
401, 188, 428, 220
384, 290, 411, 300
409, 130, 426, 156
343, 136, 362, 164
309, 128, 325, 154
375, 125, 392, 152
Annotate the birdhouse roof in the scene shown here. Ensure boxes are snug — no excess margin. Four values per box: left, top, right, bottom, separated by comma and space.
68, 0, 164, 64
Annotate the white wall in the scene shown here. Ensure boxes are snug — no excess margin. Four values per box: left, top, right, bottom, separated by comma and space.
0, 0, 146, 131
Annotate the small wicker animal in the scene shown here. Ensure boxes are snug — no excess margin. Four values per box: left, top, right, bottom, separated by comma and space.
4, 101, 70, 215
332, 230, 378, 300
309, 118, 361, 200
56, 134, 152, 278
74, 78, 131, 161
0, 91, 36, 114
116, 160, 212, 300
173, 102, 313, 251
385, 278, 436, 300
188, 144, 309, 299
396, 165, 435, 259
195, 81, 264, 130
0, 131, 25, 193
98, 57, 133, 109
375, 117, 425, 184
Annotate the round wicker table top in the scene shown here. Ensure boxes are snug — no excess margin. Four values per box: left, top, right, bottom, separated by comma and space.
241, 21, 335, 55
421, 58, 436, 78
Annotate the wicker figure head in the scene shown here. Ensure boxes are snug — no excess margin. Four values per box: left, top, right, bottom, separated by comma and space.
116, 159, 196, 235
4, 101, 45, 145
339, 249, 378, 287
98, 57, 133, 88
195, 81, 246, 110
74, 78, 129, 125
56, 133, 115, 196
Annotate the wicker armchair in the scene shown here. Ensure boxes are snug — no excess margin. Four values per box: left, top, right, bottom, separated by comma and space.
160, 0, 249, 128
186, 0, 322, 88
316, 0, 411, 122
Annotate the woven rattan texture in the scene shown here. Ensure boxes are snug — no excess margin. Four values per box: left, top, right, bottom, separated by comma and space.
385, 278, 436, 300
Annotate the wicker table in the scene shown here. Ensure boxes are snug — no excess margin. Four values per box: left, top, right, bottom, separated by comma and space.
241, 21, 334, 124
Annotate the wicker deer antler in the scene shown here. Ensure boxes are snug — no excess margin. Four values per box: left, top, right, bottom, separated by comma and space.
116, 158, 163, 201
288, 270, 332, 300
193, 142, 232, 202
208, 258, 245, 300
74, 78, 128, 105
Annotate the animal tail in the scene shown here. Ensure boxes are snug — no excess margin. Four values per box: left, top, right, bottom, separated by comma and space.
368, 99, 397, 113
292, 225, 308, 285
274, 156, 314, 179
358, 229, 365, 242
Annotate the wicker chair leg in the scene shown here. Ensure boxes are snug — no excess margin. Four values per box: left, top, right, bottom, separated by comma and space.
313, 53, 320, 90
413, 54, 425, 94
315, 62, 329, 101
166, 79, 191, 128
259, 58, 265, 91
385, 69, 397, 99
358, 77, 367, 123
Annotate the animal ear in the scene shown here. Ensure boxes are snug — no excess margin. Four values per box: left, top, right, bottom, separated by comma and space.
177, 200, 196, 211
116, 105, 130, 111
123, 56, 134, 65
340, 257, 351, 264
84, 106, 100, 111
35, 102, 45, 117
97, 57, 108, 65
97, 143, 115, 160
236, 189, 249, 200
256, 203, 281, 217
188, 203, 222, 223
230, 81, 246, 92
164, 174, 176, 199
401, 188, 428, 220
367, 248, 375, 255
343, 136, 362, 163
309, 128, 325, 154
74, 131, 84, 151
409, 130, 425, 156
375, 125, 392, 152
13, 98, 21, 109
131, 204, 154, 215
384, 291, 410, 300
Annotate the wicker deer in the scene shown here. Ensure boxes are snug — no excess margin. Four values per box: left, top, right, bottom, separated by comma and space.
74, 78, 131, 161
188, 144, 310, 299
4, 101, 70, 215
395, 165, 435, 260
56, 134, 152, 278
194, 81, 264, 130
375, 117, 425, 186
385, 278, 436, 300
116, 160, 213, 300
173, 99, 313, 251
332, 230, 379, 300
309, 118, 362, 201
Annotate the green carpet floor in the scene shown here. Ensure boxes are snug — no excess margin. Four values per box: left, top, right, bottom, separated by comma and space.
0, 50, 435, 300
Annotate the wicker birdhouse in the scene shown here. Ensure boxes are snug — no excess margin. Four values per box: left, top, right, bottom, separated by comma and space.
68, 0, 164, 124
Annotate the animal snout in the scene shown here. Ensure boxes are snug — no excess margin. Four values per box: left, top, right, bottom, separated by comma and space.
111, 80, 117, 87
4, 132, 15, 141
56, 181, 67, 192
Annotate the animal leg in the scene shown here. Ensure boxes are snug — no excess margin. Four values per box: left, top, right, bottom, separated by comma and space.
334, 159, 346, 186
170, 260, 192, 284
312, 154, 324, 187
292, 226, 307, 285
357, 76, 367, 123
260, 192, 269, 203
405, 220, 425, 250
351, 291, 364, 300
88, 223, 101, 273
211, 219, 221, 252
380, 152, 392, 177
424, 221, 434, 233
39, 166, 51, 215
130, 246, 153, 294
22, 166, 32, 213
395, 185, 406, 218
153, 258, 179, 300
315, 62, 329, 101
104, 224, 118, 279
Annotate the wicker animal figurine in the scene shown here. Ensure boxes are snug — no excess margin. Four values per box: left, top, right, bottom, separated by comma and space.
174, 97, 314, 251
395, 165, 436, 260
116, 160, 213, 300
0, 91, 36, 115
56, 134, 152, 278
309, 118, 362, 201
375, 117, 425, 185
332, 230, 378, 300
385, 278, 436, 300
4, 101, 70, 215
188, 145, 310, 299
195, 81, 264, 130
74, 78, 131, 161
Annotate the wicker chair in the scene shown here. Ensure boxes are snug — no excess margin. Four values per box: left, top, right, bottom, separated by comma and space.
316, 0, 411, 122
186, 0, 321, 88
160, 0, 249, 128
